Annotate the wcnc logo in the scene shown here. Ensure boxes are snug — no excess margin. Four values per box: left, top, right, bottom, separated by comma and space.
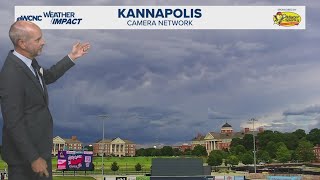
16, 11, 83, 25
16, 15, 42, 21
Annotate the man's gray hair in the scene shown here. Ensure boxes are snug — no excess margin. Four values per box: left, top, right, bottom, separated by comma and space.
9, 21, 31, 47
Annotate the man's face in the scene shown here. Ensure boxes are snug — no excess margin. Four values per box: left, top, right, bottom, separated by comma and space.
23, 26, 45, 58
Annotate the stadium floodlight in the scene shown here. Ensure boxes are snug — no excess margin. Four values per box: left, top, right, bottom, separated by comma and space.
98, 114, 108, 175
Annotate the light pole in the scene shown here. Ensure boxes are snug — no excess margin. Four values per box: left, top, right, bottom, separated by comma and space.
249, 118, 257, 174
98, 114, 108, 175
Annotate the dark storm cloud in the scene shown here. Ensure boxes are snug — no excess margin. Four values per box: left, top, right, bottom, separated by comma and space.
283, 105, 320, 116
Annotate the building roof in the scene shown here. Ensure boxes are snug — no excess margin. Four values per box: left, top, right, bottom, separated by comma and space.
64, 138, 82, 144
123, 140, 134, 144
207, 131, 245, 140
314, 144, 320, 149
222, 122, 232, 128
192, 134, 205, 141
95, 138, 135, 144
95, 139, 112, 143
63, 136, 82, 144
53, 136, 66, 143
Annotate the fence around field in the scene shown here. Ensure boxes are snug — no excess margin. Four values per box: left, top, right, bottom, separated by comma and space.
52, 168, 151, 176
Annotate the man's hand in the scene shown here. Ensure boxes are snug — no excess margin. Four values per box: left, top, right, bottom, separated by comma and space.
68, 42, 90, 61
31, 157, 49, 177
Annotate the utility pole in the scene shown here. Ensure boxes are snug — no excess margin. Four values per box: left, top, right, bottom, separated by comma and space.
249, 118, 257, 174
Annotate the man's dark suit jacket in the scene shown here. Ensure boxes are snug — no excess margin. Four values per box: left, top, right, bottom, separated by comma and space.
0, 50, 74, 165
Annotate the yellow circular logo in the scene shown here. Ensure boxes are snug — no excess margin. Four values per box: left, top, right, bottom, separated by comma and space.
273, 12, 301, 27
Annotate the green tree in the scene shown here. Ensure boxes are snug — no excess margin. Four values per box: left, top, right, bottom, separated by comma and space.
144, 148, 155, 156
295, 140, 315, 162
184, 148, 192, 156
256, 130, 274, 150
307, 128, 320, 145
230, 145, 247, 156
242, 134, 254, 151
283, 133, 299, 150
207, 150, 223, 166
293, 129, 306, 140
241, 152, 254, 165
136, 148, 145, 156
135, 163, 142, 171
111, 161, 119, 174
272, 131, 285, 143
192, 145, 207, 157
257, 130, 284, 151
83, 145, 93, 151
276, 143, 291, 163
151, 149, 162, 156
257, 150, 271, 163
161, 146, 174, 156
265, 141, 277, 159
225, 155, 239, 167
230, 138, 243, 148
173, 148, 183, 156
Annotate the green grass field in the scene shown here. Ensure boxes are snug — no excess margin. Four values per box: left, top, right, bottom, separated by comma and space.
53, 156, 153, 174
0, 158, 7, 170
1, 156, 206, 175
0, 156, 154, 175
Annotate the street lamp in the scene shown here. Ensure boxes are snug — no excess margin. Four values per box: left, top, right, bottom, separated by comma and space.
248, 118, 257, 174
98, 114, 108, 175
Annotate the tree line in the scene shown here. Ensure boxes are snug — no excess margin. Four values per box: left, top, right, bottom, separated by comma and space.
136, 145, 207, 157
135, 128, 320, 167
208, 128, 320, 166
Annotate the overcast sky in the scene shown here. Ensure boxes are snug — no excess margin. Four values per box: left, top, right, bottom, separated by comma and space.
1, 0, 320, 147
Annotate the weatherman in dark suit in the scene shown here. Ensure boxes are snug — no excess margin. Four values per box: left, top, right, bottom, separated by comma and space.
0, 20, 90, 180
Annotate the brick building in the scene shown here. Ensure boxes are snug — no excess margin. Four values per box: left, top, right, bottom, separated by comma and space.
192, 123, 264, 154
191, 133, 206, 149
93, 137, 136, 157
52, 135, 83, 156
314, 145, 320, 162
